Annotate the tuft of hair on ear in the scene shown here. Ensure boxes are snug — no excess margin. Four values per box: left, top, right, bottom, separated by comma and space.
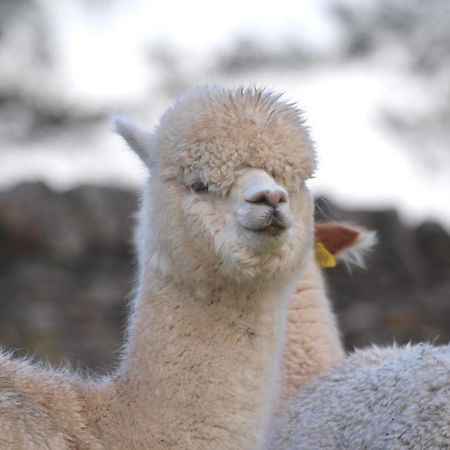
315, 222, 377, 271
112, 115, 155, 168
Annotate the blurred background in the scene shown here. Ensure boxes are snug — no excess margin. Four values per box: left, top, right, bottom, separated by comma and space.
0, 0, 449, 372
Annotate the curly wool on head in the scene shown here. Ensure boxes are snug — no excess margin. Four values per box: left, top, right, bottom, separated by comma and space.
155, 85, 316, 195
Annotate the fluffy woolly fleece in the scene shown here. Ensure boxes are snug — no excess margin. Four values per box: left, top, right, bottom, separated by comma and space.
269, 343, 450, 449
279, 222, 375, 408
0, 85, 331, 450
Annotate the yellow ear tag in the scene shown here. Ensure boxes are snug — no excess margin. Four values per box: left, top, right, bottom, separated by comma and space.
315, 241, 336, 269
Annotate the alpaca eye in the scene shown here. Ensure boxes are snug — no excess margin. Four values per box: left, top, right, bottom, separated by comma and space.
191, 180, 209, 193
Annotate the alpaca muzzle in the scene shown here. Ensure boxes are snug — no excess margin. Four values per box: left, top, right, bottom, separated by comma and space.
238, 205, 292, 235
234, 168, 293, 236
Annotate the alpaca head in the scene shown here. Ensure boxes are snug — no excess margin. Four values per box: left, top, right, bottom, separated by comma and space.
116, 86, 316, 285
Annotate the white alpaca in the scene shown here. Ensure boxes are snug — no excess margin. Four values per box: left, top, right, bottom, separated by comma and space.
269, 343, 450, 449
0, 85, 317, 449
280, 222, 375, 407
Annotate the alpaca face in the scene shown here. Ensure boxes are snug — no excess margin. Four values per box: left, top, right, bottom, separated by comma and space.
117, 86, 316, 283
147, 163, 313, 284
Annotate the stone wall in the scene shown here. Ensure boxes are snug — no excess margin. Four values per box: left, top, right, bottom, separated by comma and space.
1, 183, 449, 372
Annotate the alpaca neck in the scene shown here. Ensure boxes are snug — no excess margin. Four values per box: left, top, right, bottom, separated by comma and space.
279, 260, 344, 407
101, 269, 296, 450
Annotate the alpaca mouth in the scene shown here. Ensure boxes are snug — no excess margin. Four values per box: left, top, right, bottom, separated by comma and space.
260, 216, 289, 235
242, 211, 289, 235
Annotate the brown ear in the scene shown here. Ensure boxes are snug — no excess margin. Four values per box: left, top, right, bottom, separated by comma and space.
315, 223, 361, 256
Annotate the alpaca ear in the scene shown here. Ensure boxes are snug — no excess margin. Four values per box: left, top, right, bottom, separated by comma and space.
113, 115, 155, 168
315, 223, 361, 255
315, 222, 377, 269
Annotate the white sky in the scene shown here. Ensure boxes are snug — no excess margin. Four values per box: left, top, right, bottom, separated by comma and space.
2, 0, 450, 229
47, 0, 338, 103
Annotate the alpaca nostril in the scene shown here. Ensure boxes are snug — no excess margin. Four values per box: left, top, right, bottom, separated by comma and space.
247, 189, 288, 208
276, 190, 288, 204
